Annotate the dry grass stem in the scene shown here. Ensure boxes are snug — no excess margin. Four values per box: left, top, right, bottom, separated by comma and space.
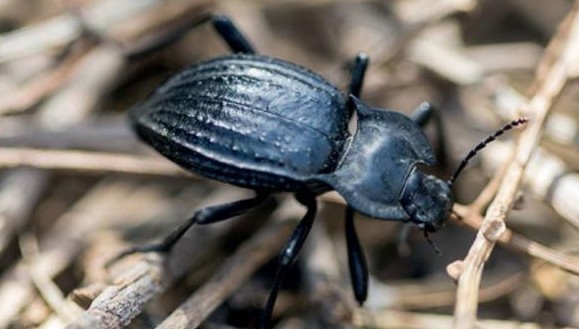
453, 3, 579, 327
67, 189, 267, 329
355, 309, 549, 329
19, 233, 82, 323
303, 218, 354, 327
0, 147, 184, 176
0, 168, 48, 255
0, 181, 142, 329
155, 221, 293, 329
1, 1, 578, 328
454, 204, 579, 275
0, 47, 88, 115
0, 0, 162, 62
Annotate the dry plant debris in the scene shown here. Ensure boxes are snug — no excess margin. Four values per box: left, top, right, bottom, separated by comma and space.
0, 1, 578, 329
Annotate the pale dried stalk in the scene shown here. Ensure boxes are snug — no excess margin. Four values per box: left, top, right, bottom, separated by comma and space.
302, 219, 354, 327
155, 221, 293, 329
66, 189, 259, 329
0, 168, 48, 255
0, 43, 129, 307
481, 142, 579, 230
0, 0, 159, 62
19, 233, 82, 323
452, 2, 579, 328
0, 147, 184, 176
0, 47, 87, 116
454, 204, 579, 275
355, 309, 546, 329
0, 181, 146, 329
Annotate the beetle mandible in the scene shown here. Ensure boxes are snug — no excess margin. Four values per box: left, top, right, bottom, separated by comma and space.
119, 15, 527, 328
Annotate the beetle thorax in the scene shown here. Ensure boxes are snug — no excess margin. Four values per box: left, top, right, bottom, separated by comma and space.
399, 168, 453, 232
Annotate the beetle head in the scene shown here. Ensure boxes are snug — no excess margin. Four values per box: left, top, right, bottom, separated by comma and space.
399, 168, 452, 232
398, 116, 529, 233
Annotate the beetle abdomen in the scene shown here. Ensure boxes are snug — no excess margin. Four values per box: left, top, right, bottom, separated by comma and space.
131, 54, 349, 191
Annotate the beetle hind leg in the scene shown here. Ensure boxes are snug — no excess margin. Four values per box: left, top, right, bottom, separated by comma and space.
106, 191, 269, 267
212, 15, 256, 54
260, 193, 317, 329
345, 206, 369, 305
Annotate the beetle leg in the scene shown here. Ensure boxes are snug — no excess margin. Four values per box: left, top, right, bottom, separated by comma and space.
411, 102, 435, 126
411, 102, 448, 167
348, 52, 369, 99
106, 191, 269, 267
260, 193, 317, 329
212, 15, 256, 54
345, 206, 369, 305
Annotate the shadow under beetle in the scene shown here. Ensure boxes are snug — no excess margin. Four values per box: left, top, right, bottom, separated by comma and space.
121, 15, 527, 328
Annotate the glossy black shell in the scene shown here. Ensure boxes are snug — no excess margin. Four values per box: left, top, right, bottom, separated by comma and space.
131, 54, 348, 191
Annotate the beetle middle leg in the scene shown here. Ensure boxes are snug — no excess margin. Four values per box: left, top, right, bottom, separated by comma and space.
260, 192, 317, 329
107, 191, 269, 266
212, 15, 256, 54
345, 206, 369, 305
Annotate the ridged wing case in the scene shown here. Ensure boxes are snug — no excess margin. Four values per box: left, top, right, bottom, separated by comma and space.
131, 54, 348, 191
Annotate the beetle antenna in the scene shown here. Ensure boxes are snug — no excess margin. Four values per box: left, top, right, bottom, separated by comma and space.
423, 230, 442, 255
447, 117, 528, 185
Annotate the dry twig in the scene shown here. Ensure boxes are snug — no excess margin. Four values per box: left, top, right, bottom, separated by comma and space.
453, 204, 579, 276
0, 147, 185, 176
0, 181, 152, 329
155, 221, 293, 329
452, 3, 579, 328
354, 309, 548, 329
0, 0, 161, 62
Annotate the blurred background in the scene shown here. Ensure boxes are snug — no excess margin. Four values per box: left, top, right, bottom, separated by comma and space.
0, 0, 578, 328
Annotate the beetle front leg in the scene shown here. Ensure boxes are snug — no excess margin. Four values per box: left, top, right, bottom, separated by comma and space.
345, 206, 369, 305
212, 15, 256, 54
411, 102, 448, 167
260, 193, 317, 329
106, 191, 269, 267
348, 52, 369, 99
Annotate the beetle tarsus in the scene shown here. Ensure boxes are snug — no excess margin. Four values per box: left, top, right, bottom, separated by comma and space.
260, 193, 317, 329
345, 206, 369, 305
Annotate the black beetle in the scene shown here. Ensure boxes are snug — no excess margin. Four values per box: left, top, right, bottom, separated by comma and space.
120, 15, 527, 328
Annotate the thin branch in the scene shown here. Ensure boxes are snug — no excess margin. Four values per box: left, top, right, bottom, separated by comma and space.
0, 180, 152, 329
0, 168, 49, 256
19, 233, 82, 323
0, 0, 160, 63
0, 46, 88, 116
453, 204, 579, 275
67, 205, 294, 329
154, 220, 294, 329
302, 218, 354, 327
452, 3, 579, 328
354, 309, 544, 329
